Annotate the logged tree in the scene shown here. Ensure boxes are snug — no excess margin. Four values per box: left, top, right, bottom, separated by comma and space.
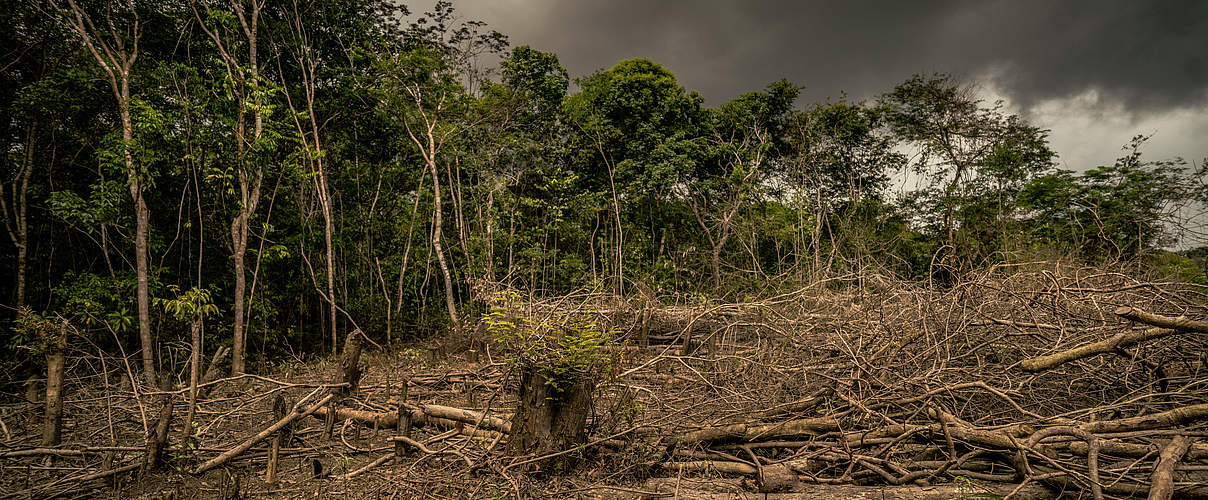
485, 293, 613, 472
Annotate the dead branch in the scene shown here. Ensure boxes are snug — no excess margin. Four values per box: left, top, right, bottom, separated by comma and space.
192, 392, 335, 474
1148, 436, 1193, 500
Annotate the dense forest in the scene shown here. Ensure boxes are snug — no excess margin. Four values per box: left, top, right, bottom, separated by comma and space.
4, 0, 1201, 378
3, 2, 1208, 497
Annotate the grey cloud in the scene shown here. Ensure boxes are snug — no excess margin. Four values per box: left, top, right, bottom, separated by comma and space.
449, 0, 1208, 111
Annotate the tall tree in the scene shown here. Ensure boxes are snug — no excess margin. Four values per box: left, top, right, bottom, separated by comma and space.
192, 0, 274, 374
61, 0, 156, 383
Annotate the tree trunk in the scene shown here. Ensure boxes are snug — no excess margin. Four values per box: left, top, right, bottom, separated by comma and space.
41, 326, 66, 446
232, 218, 248, 374
183, 318, 201, 447
507, 366, 595, 473
11, 119, 35, 311
118, 77, 154, 385
322, 191, 337, 353
428, 159, 459, 325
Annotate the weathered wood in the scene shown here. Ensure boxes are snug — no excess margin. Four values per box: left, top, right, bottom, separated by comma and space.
1079, 403, 1208, 433
395, 380, 411, 461
1116, 306, 1208, 333
671, 418, 840, 445
1019, 327, 1177, 372
42, 350, 65, 446
265, 394, 287, 484
758, 463, 801, 492
1020, 307, 1208, 372
141, 392, 174, 476
311, 403, 510, 434
339, 329, 364, 395
507, 367, 595, 472
666, 460, 758, 475
324, 329, 364, 440
1147, 436, 1192, 500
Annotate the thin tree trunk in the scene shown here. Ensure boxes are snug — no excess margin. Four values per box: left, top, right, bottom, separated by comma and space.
120, 85, 155, 384
183, 318, 201, 446
232, 219, 248, 372
428, 158, 458, 324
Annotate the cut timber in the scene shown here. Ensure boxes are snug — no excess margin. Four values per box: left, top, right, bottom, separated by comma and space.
666, 460, 758, 475
758, 463, 801, 492
265, 394, 286, 485
671, 418, 840, 445
1066, 437, 1208, 460
1020, 306, 1208, 372
1116, 306, 1208, 333
1148, 436, 1192, 500
42, 345, 65, 446
1019, 327, 1177, 372
193, 392, 334, 474
324, 329, 363, 440
1079, 403, 1208, 433
311, 403, 511, 434
338, 329, 364, 395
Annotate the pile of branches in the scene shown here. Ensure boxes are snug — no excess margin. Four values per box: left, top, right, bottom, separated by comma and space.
2, 262, 1207, 498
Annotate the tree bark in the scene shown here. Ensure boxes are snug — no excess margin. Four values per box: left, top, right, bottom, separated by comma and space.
428, 158, 459, 325
507, 367, 595, 473
182, 318, 201, 447
41, 323, 67, 446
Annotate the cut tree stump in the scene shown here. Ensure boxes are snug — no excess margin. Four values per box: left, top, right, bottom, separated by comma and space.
41, 326, 66, 446
507, 366, 595, 473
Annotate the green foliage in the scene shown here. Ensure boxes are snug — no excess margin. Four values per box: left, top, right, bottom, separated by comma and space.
484, 292, 616, 390
2, 0, 1203, 373
154, 285, 219, 323
1019, 136, 1190, 259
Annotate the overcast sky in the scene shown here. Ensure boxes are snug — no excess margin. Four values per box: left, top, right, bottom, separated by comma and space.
435, 0, 1208, 173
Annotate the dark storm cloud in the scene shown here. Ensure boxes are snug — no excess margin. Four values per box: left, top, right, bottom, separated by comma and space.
452, 0, 1208, 110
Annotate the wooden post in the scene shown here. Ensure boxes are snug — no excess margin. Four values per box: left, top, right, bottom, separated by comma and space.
680, 332, 697, 356
266, 394, 287, 484
394, 379, 412, 462
41, 320, 68, 446
639, 309, 650, 348
324, 329, 363, 440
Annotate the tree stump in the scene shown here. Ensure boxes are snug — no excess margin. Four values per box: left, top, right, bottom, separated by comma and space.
42, 352, 65, 446
142, 383, 174, 476
507, 367, 595, 473
758, 463, 800, 492
394, 380, 412, 463
265, 394, 287, 484
324, 329, 363, 440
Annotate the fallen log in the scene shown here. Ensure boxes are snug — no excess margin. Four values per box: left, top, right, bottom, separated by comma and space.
664, 460, 758, 475
668, 418, 839, 445
1066, 437, 1208, 460
1116, 306, 1208, 333
1148, 436, 1193, 500
1019, 327, 1177, 372
1020, 306, 1208, 372
1079, 403, 1208, 434
310, 403, 511, 434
